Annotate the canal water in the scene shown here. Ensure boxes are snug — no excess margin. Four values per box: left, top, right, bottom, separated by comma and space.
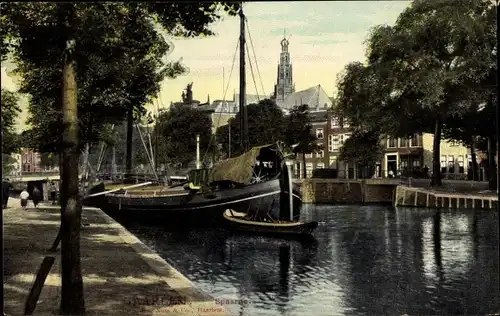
122, 205, 499, 316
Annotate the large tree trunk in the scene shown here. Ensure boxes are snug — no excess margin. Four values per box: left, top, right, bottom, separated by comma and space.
487, 136, 497, 190
60, 6, 85, 313
431, 119, 443, 186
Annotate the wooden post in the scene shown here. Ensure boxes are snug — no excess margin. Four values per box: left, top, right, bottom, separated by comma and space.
24, 256, 55, 315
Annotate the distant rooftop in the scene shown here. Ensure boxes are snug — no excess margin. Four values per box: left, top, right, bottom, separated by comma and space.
278, 85, 332, 110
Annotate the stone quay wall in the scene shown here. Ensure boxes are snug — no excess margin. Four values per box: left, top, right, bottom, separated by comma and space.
296, 179, 495, 210
296, 179, 398, 204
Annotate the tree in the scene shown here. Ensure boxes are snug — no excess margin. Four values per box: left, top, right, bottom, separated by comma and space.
159, 106, 213, 168
1, 89, 21, 155
1, 2, 241, 314
284, 104, 322, 179
2, 154, 18, 176
363, 0, 496, 186
339, 130, 384, 176
216, 99, 286, 158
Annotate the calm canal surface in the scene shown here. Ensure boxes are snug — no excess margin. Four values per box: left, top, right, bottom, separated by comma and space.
123, 205, 499, 316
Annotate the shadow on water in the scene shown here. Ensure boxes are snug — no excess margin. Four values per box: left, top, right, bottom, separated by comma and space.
121, 205, 499, 316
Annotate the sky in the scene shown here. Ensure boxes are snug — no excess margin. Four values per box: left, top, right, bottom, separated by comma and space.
1, 1, 410, 132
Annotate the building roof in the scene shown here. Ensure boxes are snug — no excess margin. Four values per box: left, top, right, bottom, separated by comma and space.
279, 85, 332, 110
233, 93, 263, 107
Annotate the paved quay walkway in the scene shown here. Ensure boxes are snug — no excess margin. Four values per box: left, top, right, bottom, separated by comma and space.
4, 199, 230, 316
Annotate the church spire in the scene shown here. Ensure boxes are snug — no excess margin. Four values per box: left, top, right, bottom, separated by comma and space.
274, 32, 294, 106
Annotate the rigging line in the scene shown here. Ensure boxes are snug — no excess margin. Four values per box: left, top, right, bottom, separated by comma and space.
246, 40, 260, 102
245, 18, 266, 97
201, 39, 240, 164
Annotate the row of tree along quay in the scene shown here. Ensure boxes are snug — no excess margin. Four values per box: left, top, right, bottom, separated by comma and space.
335, 0, 497, 190
78, 0, 497, 190
0, 0, 496, 313
1, 2, 241, 314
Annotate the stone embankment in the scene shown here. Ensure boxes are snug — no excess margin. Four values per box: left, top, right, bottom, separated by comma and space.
295, 178, 496, 210
3, 199, 230, 316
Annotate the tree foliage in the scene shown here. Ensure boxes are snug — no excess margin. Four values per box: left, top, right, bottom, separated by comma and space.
1, 89, 21, 154
339, 130, 384, 167
1, 2, 241, 154
284, 104, 322, 156
1, 3, 242, 314
216, 99, 286, 158
158, 106, 213, 168
336, 0, 496, 186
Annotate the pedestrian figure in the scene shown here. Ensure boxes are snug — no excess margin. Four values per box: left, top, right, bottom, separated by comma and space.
32, 186, 42, 208
388, 170, 394, 178
423, 165, 429, 179
2, 179, 13, 209
20, 189, 29, 210
49, 181, 57, 205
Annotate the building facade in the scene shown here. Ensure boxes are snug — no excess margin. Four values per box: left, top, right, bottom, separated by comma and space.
21, 148, 42, 173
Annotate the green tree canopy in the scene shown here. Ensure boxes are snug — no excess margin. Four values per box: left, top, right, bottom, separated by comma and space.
339, 130, 384, 167
216, 99, 286, 158
336, 0, 496, 186
1, 2, 241, 154
284, 104, 322, 178
159, 106, 213, 168
1, 89, 21, 154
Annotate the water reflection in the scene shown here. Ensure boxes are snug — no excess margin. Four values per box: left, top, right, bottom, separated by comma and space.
124, 205, 499, 316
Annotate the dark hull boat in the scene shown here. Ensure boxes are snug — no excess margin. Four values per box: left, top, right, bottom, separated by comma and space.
83, 144, 302, 226
223, 209, 318, 236
223, 155, 318, 236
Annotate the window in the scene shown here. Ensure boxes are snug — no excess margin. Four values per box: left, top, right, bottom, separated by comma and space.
305, 153, 313, 159
316, 149, 324, 158
399, 137, 409, 148
412, 159, 420, 169
400, 159, 408, 171
441, 155, 447, 174
328, 134, 340, 152
448, 155, 454, 173
316, 162, 325, 169
306, 163, 314, 178
449, 140, 459, 147
329, 156, 338, 168
458, 155, 464, 174
342, 133, 351, 143
410, 134, 420, 147
342, 118, 350, 128
388, 138, 397, 148
316, 128, 324, 139
331, 117, 340, 128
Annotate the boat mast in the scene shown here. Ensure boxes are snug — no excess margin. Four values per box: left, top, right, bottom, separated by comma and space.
239, 8, 249, 152
125, 103, 134, 176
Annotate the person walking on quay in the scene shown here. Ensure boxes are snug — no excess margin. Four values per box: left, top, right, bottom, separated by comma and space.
423, 165, 429, 179
32, 186, 42, 208
2, 178, 13, 209
49, 181, 57, 205
20, 188, 29, 210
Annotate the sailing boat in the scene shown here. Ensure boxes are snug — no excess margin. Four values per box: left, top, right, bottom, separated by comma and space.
83, 8, 309, 227
222, 152, 318, 236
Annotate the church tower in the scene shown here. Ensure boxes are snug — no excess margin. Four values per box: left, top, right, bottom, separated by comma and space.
273, 31, 295, 105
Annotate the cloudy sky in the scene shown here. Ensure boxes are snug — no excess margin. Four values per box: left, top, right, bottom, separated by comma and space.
1, 1, 410, 132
